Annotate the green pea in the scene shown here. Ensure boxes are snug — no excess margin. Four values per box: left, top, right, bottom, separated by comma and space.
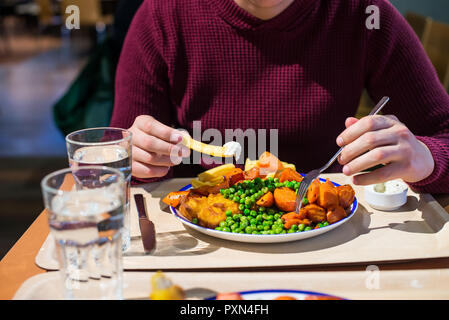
243, 208, 250, 216
257, 225, 264, 231
275, 183, 282, 188
250, 210, 257, 217
288, 229, 295, 233
220, 189, 225, 195
233, 196, 240, 202
223, 227, 231, 232
215, 227, 222, 231
304, 226, 312, 231
239, 204, 245, 211
192, 218, 199, 224
240, 221, 248, 229
274, 227, 283, 234
276, 218, 283, 224
267, 208, 275, 215
258, 206, 266, 213
290, 224, 298, 231
219, 221, 226, 228
240, 198, 245, 204
266, 215, 274, 221
322, 221, 329, 227
225, 210, 232, 217
233, 214, 240, 221
302, 198, 309, 206
297, 224, 306, 232
273, 178, 279, 183
245, 226, 252, 234
274, 213, 281, 220
229, 187, 236, 193
252, 231, 259, 235
264, 225, 270, 231
237, 190, 243, 196
256, 214, 263, 222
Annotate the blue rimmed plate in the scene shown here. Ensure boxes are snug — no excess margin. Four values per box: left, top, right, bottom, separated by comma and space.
206, 289, 346, 300
169, 177, 358, 244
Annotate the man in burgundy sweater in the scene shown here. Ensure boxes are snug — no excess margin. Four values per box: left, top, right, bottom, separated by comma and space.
111, 0, 449, 194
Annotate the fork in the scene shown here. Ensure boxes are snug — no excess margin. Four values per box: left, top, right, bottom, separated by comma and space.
294, 96, 391, 214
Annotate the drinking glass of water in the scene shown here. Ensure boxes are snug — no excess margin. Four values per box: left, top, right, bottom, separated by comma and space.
66, 127, 132, 251
41, 166, 125, 300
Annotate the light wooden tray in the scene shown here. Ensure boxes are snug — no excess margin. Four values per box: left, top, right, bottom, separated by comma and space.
35, 174, 449, 271
13, 269, 449, 300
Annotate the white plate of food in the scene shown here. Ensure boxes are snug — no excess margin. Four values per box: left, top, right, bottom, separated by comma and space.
165, 152, 358, 244
208, 289, 346, 300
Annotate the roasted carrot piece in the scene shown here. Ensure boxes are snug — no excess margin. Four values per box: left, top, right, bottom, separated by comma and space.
281, 209, 311, 229
307, 179, 321, 204
304, 204, 326, 223
225, 168, 244, 186
274, 296, 297, 300
216, 292, 244, 300
258, 151, 284, 173
162, 191, 190, 207
256, 191, 274, 207
318, 179, 339, 209
274, 187, 296, 212
336, 185, 355, 209
278, 168, 303, 183
243, 167, 260, 180
326, 205, 347, 224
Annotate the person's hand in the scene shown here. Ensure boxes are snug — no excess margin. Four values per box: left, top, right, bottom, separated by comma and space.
336, 115, 435, 185
128, 115, 190, 178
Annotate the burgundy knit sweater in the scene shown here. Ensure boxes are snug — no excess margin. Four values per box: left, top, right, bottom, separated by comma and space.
111, 0, 449, 193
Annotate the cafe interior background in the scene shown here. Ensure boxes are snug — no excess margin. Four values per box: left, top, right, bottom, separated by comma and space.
0, 0, 449, 259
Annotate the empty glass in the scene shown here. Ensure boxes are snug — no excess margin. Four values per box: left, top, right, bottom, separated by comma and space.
66, 127, 132, 251
41, 166, 125, 300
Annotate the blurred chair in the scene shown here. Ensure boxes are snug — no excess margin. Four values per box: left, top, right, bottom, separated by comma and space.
422, 20, 449, 92
405, 12, 432, 43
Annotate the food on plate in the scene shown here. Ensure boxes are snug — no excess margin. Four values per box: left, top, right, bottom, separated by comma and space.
164, 152, 356, 235
179, 193, 240, 229
336, 185, 356, 208
149, 271, 185, 300
318, 179, 339, 209
273, 187, 297, 212
162, 190, 191, 208
304, 294, 343, 300
215, 292, 244, 300
274, 295, 297, 300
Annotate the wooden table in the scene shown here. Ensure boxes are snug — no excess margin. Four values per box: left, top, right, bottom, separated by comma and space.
1, 192, 449, 300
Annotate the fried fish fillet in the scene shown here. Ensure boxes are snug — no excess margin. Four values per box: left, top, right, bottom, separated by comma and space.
179, 193, 239, 229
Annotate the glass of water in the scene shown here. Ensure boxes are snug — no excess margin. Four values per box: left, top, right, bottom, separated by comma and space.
66, 127, 132, 251
41, 166, 125, 300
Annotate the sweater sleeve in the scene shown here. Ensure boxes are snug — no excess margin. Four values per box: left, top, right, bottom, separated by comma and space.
364, 0, 449, 194
110, 0, 175, 184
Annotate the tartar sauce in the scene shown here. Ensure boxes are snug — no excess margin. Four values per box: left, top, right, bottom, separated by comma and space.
373, 180, 408, 194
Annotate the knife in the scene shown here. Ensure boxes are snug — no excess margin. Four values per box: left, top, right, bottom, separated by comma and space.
133, 194, 156, 254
